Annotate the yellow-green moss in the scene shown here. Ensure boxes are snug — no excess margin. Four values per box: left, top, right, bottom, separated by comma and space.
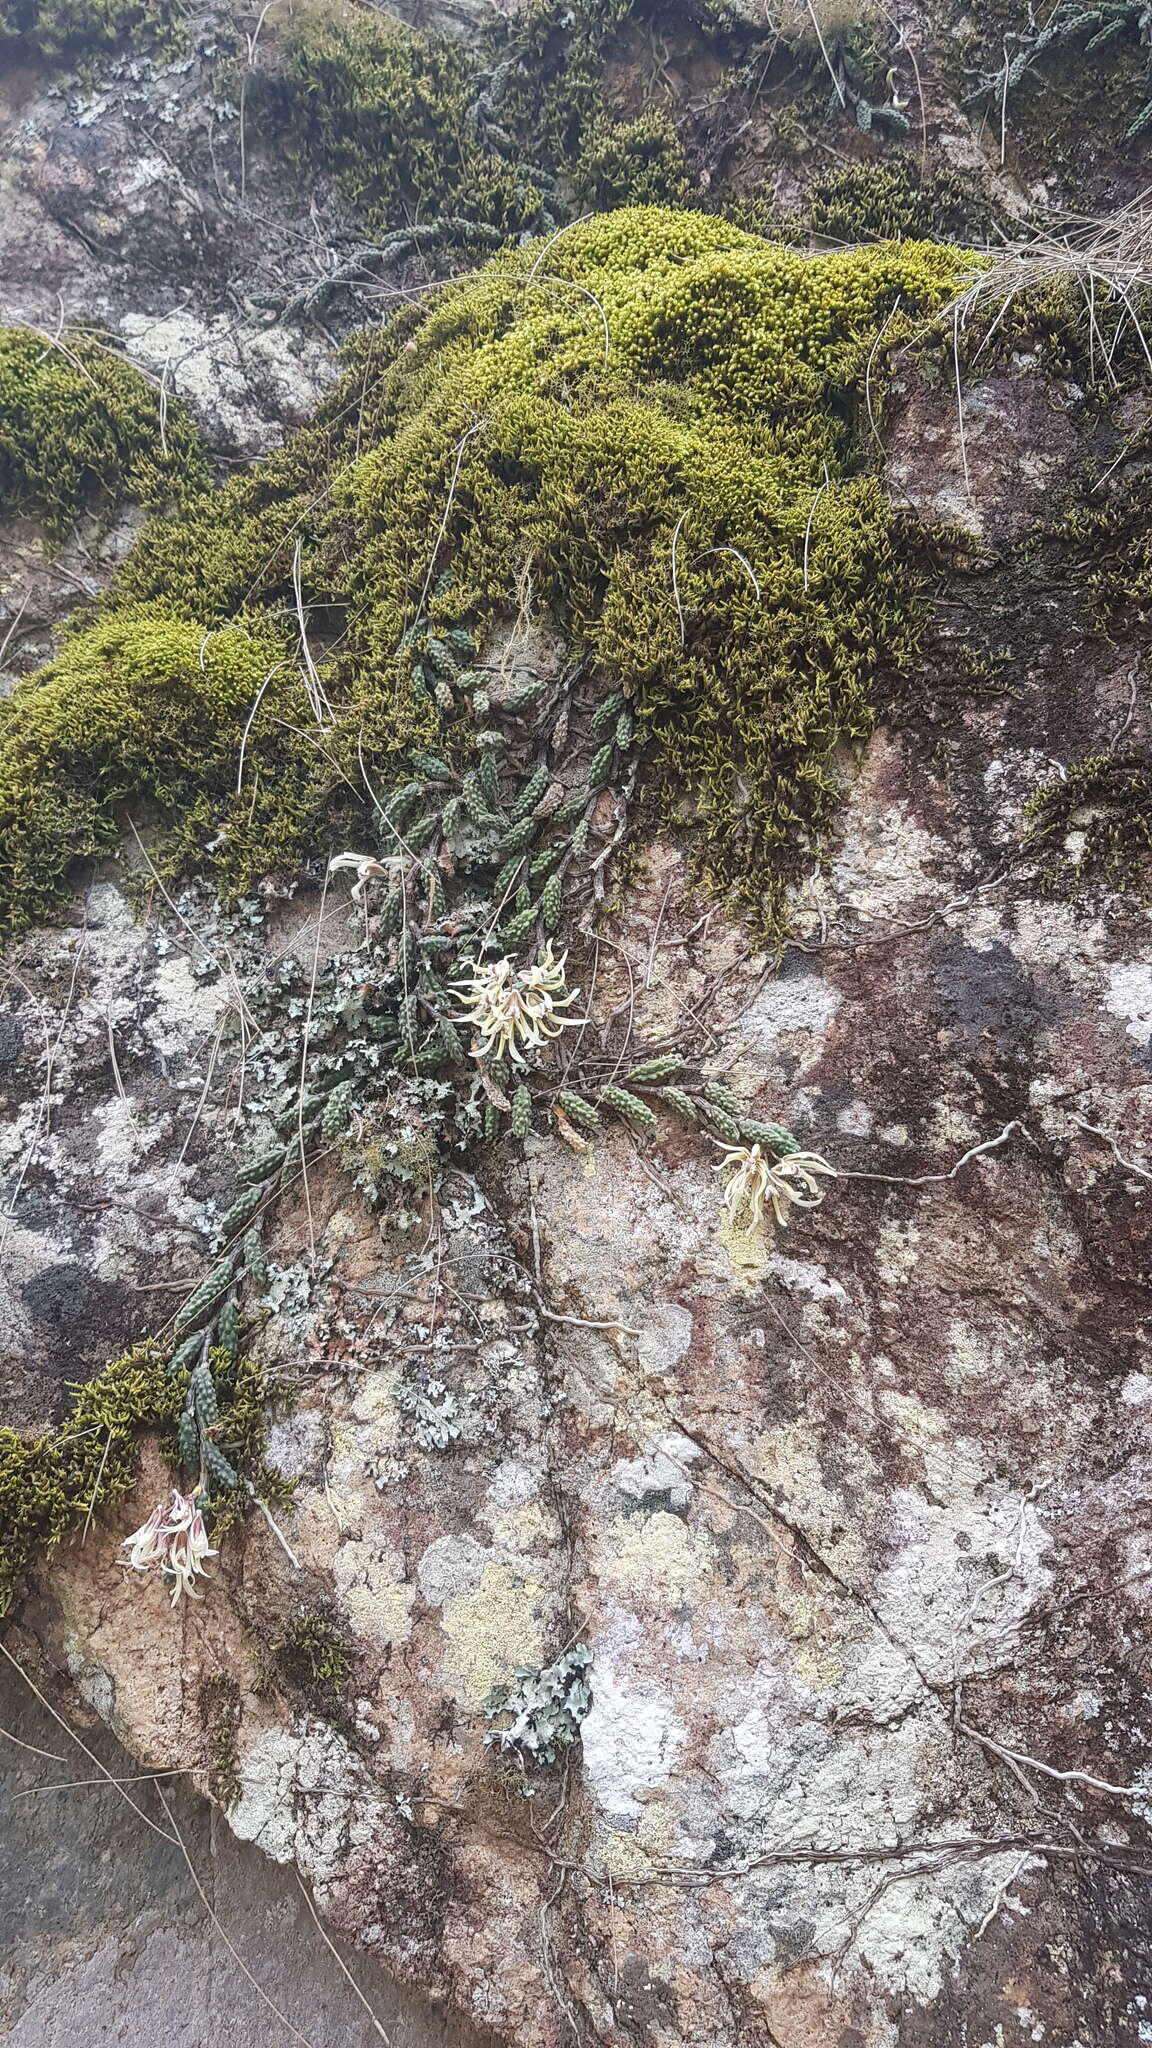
321, 213, 972, 920
0, 326, 204, 533
3, 213, 976, 936
0, 608, 331, 940
0, 1347, 276, 1614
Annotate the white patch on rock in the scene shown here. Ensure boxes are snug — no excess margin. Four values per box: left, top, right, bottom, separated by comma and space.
595, 1511, 714, 1607
85, 881, 136, 932
1105, 962, 1152, 1047
417, 1533, 492, 1607
871, 1484, 1052, 1686
264, 1410, 329, 1482
581, 1663, 687, 1821
149, 954, 229, 1056
636, 1303, 694, 1377
119, 310, 337, 458
738, 972, 842, 1070
483, 1456, 543, 1515
836, 1098, 874, 1136
766, 1251, 849, 1302
230, 1718, 390, 1884
92, 1096, 166, 1182
611, 1435, 700, 1511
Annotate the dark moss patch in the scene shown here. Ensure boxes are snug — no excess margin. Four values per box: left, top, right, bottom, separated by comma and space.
199, 1673, 243, 1811
248, 8, 541, 235
273, 1613, 352, 1711
574, 112, 693, 209
1026, 754, 1152, 895
803, 155, 1000, 246
0, 1343, 279, 1616
0, 0, 183, 61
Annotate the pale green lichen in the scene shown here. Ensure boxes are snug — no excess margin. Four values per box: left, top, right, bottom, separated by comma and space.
441, 1563, 546, 1706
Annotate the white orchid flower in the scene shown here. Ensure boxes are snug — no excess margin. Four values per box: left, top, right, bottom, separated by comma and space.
328, 852, 393, 905
453, 943, 583, 1068
118, 1489, 218, 1604
717, 1142, 837, 1231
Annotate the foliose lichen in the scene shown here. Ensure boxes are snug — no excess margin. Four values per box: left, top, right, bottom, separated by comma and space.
485, 1642, 593, 1766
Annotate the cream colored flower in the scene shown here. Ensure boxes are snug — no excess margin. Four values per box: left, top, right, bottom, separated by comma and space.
717, 1142, 836, 1230
453, 943, 583, 1068
118, 1489, 217, 1605
328, 851, 394, 905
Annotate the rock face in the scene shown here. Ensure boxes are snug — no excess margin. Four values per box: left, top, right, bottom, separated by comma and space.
4, 2, 1152, 2046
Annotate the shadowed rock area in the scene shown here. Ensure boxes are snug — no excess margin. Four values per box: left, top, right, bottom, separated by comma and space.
0, 1654, 487, 2045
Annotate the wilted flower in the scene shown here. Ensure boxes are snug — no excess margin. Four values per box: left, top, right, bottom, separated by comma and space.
717, 1142, 837, 1231
453, 943, 583, 1068
328, 851, 394, 905
118, 1490, 217, 1605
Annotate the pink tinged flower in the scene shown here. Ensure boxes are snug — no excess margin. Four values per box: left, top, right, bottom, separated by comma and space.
164, 1504, 217, 1605
327, 851, 394, 905
117, 1500, 169, 1573
117, 1489, 217, 1603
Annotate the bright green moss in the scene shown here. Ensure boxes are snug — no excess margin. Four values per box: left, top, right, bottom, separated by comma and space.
0, 608, 328, 940
0, 326, 204, 532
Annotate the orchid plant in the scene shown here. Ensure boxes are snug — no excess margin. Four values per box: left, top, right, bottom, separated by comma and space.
716, 1141, 837, 1232
453, 943, 583, 1068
